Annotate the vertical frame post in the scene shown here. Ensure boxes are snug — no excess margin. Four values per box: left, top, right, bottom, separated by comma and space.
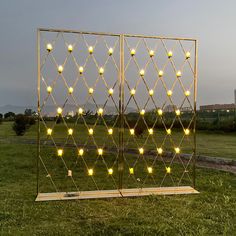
118, 34, 125, 190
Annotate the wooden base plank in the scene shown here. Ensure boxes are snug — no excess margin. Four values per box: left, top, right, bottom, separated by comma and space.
35, 186, 199, 201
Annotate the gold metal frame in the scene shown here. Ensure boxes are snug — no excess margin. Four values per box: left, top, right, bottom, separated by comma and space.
36, 28, 198, 201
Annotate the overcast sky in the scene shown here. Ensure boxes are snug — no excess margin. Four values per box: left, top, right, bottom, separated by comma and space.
0, 0, 236, 107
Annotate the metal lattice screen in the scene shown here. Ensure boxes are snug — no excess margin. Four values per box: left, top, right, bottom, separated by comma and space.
36, 29, 198, 201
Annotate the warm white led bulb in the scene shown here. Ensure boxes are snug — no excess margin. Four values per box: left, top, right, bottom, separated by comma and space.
108, 48, 113, 55
130, 89, 136, 96
47, 86, 52, 93
149, 89, 154, 96
57, 107, 62, 115
149, 50, 154, 57
108, 88, 114, 95
58, 65, 63, 73
168, 51, 173, 58
184, 129, 190, 135
157, 109, 163, 116
185, 90, 190, 96
159, 70, 164, 77
147, 167, 153, 174
139, 148, 144, 155
166, 167, 171, 174
47, 128, 52, 135
98, 148, 103, 155
167, 90, 172, 96
157, 147, 163, 154
78, 148, 84, 156
68, 128, 73, 135
175, 147, 180, 154
167, 129, 171, 135
130, 49, 136, 56
129, 168, 134, 174
186, 51, 191, 59
97, 108, 103, 115
46, 43, 53, 52
108, 128, 113, 135
89, 88, 94, 94
88, 128, 93, 135
130, 129, 135, 135
176, 71, 182, 77
88, 168, 93, 176
68, 44, 73, 52
148, 128, 153, 135
88, 46, 93, 54
108, 168, 113, 175
99, 67, 104, 75
78, 108, 83, 115
68, 87, 74, 94
140, 109, 145, 116
175, 109, 181, 116
57, 149, 63, 157
140, 69, 145, 76
79, 66, 84, 74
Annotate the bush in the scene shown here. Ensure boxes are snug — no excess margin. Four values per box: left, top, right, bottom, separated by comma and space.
13, 114, 29, 136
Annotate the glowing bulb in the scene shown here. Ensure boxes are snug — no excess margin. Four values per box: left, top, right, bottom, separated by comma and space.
175, 109, 181, 116
78, 108, 83, 115
108, 88, 114, 95
166, 167, 171, 174
47, 128, 52, 135
68, 87, 74, 94
157, 147, 163, 155
89, 88, 94, 94
57, 149, 63, 157
99, 67, 104, 75
140, 69, 145, 76
130, 89, 136, 96
57, 107, 62, 115
184, 129, 190, 135
108, 128, 113, 135
167, 129, 171, 135
68, 128, 73, 135
46, 43, 52, 52
149, 50, 154, 57
168, 51, 173, 58
129, 168, 134, 174
58, 65, 63, 73
157, 109, 163, 116
140, 109, 145, 116
47, 86, 52, 93
108, 168, 113, 175
79, 66, 84, 74
147, 167, 153, 174
130, 129, 135, 135
88, 128, 93, 135
108, 48, 113, 55
149, 89, 154, 96
78, 148, 84, 156
97, 108, 103, 115
68, 170, 72, 177
139, 148, 144, 155
130, 49, 136, 56
159, 70, 164, 77
148, 128, 153, 135
98, 148, 103, 155
88, 168, 93, 176
88, 46, 93, 54
167, 90, 172, 96
176, 71, 182, 77
68, 44, 73, 52
175, 147, 180, 154
186, 51, 191, 59
185, 90, 190, 96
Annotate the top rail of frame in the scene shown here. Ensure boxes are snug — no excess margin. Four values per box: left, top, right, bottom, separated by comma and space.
38, 28, 197, 42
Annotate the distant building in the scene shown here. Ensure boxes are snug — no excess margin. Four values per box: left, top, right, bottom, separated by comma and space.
200, 104, 236, 112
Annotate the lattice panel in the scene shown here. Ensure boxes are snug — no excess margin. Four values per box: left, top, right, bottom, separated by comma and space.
36, 29, 197, 200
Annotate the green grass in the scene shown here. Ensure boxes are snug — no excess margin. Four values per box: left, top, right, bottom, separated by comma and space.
0, 143, 235, 235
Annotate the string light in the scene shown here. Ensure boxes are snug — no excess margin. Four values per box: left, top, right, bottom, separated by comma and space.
175, 109, 181, 116
130, 129, 135, 135
149, 50, 154, 57
108, 168, 113, 175
176, 71, 182, 77
148, 128, 153, 135
46, 43, 52, 52
78, 148, 84, 156
184, 129, 190, 135
79, 66, 84, 74
139, 148, 144, 155
89, 88, 94, 94
68, 128, 73, 135
166, 167, 171, 174
68, 87, 74, 94
168, 51, 173, 58
167, 90, 172, 96
157, 109, 163, 116
88, 46, 93, 54
57, 107, 62, 115
88, 128, 93, 135
108, 88, 114, 95
108, 48, 113, 56
68, 44, 73, 53
167, 129, 171, 135
47, 86, 52, 93
68, 170, 72, 176
88, 168, 93, 176
78, 108, 83, 115
157, 147, 163, 154
147, 167, 153, 174
149, 89, 154, 96
175, 147, 180, 154
140, 109, 145, 116
185, 90, 190, 96
186, 51, 191, 59
47, 128, 52, 136
140, 69, 145, 76
57, 149, 63, 157
129, 168, 134, 174
98, 148, 103, 155
97, 108, 103, 115
58, 65, 63, 73
159, 70, 164, 77
130, 49, 136, 56
99, 67, 104, 75
130, 89, 136, 96
108, 128, 113, 135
